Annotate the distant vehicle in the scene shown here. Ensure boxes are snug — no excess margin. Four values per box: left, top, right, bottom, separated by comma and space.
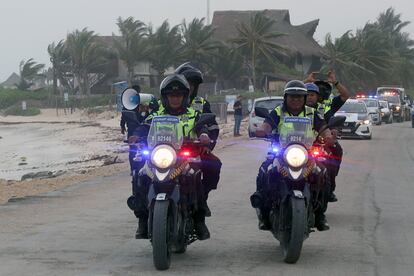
411, 105, 414, 128
378, 100, 393, 124
335, 99, 372, 139
376, 87, 410, 122
358, 96, 382, 125
248, 96, 283, 137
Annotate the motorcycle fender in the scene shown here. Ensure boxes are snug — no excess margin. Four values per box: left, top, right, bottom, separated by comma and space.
147, 184, 156, 204
170, 185, 180, 204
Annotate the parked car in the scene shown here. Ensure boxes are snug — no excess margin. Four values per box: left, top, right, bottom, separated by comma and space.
411, 105, 414, 128
360, 98, 382, 125
248, 96, 283, 137
335, 99, 372, 139
378, 100, 393, 124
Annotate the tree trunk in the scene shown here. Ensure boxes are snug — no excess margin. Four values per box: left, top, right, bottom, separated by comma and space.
251, 43, 256, 91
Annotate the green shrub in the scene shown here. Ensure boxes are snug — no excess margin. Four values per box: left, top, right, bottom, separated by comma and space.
3, 105, 41, 116
0, 89, 49, 109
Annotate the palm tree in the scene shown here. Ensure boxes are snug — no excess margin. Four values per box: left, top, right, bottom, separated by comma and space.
18, 58, 45, 90
147, 21, 182, 83
376, 8, 410, 37
209, 46, 244, 90
48, 40, 72, 94
65, 28, 110, 95
230, 11, 287, 90
180, 18, 221, 68
322, 32, 372, 87
353, 24, 396, 87
114, 17, 148, 85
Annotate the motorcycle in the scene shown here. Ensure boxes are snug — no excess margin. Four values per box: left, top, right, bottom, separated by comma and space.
134, 114, 215, 270
252, 107, 345, 263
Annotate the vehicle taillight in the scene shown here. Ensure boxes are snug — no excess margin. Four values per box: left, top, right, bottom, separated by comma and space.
311, 147, 323, 158
180, 149, 194, 158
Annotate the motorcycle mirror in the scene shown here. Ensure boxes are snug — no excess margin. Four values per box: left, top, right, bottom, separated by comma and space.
254, 107, 271, 119
328, 116, 346, 128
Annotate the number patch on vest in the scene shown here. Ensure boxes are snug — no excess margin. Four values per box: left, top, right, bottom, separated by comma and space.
287, 134, 303, 143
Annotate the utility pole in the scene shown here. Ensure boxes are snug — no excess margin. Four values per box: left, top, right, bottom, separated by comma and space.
207, 0, 210, 24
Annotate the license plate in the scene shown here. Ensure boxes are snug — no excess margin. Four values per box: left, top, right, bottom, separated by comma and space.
341, 129, 352, 133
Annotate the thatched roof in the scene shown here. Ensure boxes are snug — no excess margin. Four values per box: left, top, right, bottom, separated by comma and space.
1, 72, 20, 88
211, 10, 324, 57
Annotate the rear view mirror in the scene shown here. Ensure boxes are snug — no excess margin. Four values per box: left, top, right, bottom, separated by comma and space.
254, 107, 271, 119
328, 116, 346, 128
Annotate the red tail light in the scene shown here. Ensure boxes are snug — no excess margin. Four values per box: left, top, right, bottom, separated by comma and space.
311, 147, 323, 158
180, 149, 195, 158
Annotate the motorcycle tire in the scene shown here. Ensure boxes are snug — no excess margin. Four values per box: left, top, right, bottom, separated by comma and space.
152, 200, 172, 270
173, 213, 187, 254
281, 196, 306, 264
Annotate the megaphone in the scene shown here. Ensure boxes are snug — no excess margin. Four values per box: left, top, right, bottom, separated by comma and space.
121, 88, 155, 110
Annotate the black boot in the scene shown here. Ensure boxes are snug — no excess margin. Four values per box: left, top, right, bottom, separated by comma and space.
135, 218, 148, 239
328, 192, 338, 202
194, 213, 210, 240
201, 200, 212, 217
315, 214, 330, 231
256, 208, 271, 230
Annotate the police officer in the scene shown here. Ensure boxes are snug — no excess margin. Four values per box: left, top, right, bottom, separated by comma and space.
305, 71, 350, 202
120, 84, 151, 174
129, 74, 215, 240
174, 62, 222, 216
253, 80, 334, 231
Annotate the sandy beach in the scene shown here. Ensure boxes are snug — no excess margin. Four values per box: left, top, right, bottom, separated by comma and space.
0, 108, 248, 204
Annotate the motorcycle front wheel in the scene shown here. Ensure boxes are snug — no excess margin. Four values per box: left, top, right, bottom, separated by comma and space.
152, 200, 172, 270
280, 196, 306, 264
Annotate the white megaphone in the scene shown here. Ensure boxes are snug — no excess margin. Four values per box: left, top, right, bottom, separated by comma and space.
121, 88, 155, 110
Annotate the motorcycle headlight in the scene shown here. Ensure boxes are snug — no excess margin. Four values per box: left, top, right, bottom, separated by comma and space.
284, 145, 308, 168
151, 145, 176, 169
363, 120, 370, 125
396, 106, 401, 111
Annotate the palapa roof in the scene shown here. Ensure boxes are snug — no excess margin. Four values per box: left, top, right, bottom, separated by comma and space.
1, 72, 20, 87
211, 9, 325, 57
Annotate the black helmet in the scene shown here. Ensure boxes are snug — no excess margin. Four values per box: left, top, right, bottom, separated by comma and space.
314, 80, 332, 100
283, 80, 308, 97
160, 74, 191, 111
175, 62, 203, 101
175, 62, 204, 85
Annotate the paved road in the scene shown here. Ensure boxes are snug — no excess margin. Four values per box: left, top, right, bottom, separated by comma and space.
1, 122, 413, 276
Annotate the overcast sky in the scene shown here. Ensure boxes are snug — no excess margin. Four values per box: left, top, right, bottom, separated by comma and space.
1, 0, 413, 81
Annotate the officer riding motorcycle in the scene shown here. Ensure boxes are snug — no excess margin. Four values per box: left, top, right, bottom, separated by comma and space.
174, 63, 222, 216
251, 80, 343, 262
128, 74, 217, 242
305, 71, 350, 202
252, 80, 335, 232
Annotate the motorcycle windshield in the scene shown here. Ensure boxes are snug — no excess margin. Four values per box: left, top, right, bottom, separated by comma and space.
279, 116, 314, 149
147, 116, 184, 150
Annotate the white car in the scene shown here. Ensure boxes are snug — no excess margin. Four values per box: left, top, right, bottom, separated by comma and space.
360, 98, 382, 125
335, 99, 373, 139
248, 96, 283, 137
378, 100, 393, 124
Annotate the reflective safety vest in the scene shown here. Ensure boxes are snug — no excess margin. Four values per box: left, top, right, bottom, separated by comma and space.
317, 98, 332, 115
191, 96, 206, 112
157, 97, 206, 113
146, 107, 198, 139
274, 105, 316, 143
